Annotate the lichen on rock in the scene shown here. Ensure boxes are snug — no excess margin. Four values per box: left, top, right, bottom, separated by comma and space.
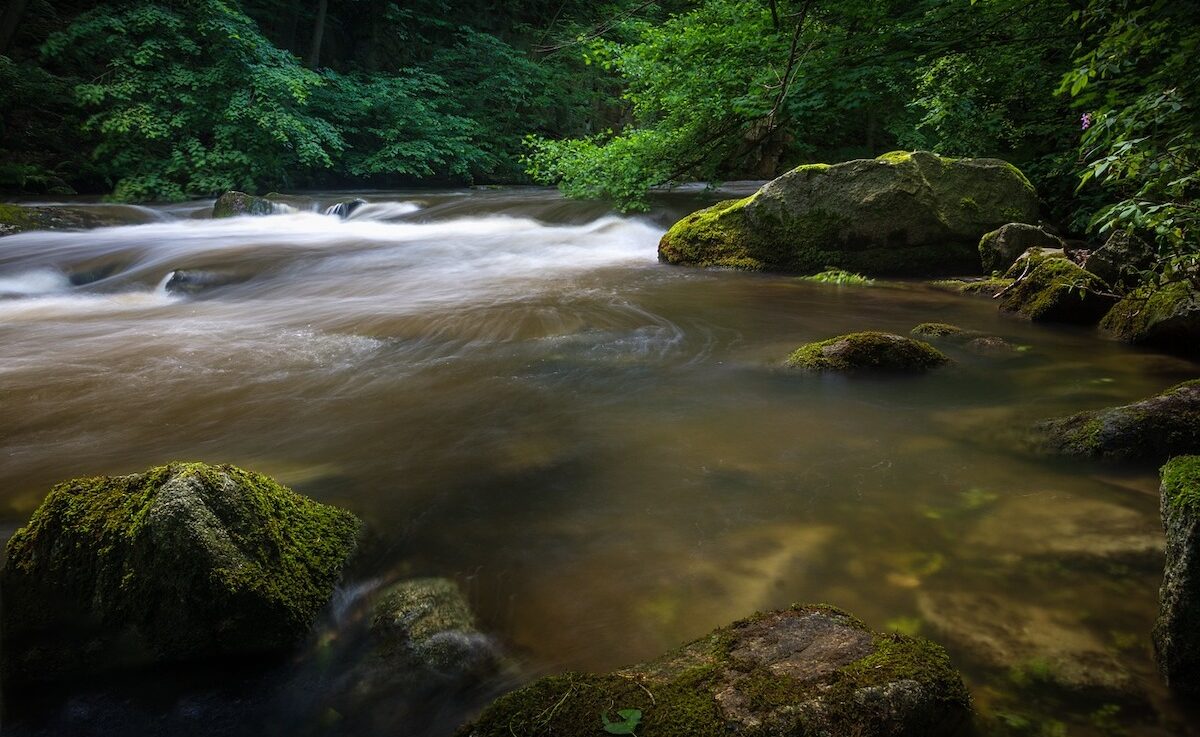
1027, 380, 1200, 463
787, 331, 949, 372
0, 462, 362, 683
458, 605, 971, 737
658, 151, 1039, 276
1154, 455, 1200, 695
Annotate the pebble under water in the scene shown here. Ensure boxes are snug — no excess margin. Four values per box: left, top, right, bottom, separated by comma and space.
0, 187, 1197, 736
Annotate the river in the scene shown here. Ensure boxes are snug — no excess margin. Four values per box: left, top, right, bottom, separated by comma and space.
0, 188, 1195, 736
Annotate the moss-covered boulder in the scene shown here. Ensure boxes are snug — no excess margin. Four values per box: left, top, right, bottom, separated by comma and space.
1101, 281, 1200, 357
1154, 456, 1200, 695
212, 191, 278, 218
1086, 230, 1154, 290
0, 462, 361, 683
978, 223, 1065, 274
929, 277, 1013, 297
912, 322, 966, 338
1028, 380, 1200, 464
459, 605, 971, 737
998, 250, 1114, 324
658, 150, 1038, 276
0, 203, 113, 236
788, 331, 949, 372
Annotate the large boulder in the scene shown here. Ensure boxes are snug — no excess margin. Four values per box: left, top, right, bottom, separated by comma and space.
1, 462, 361, 683
787, 331, 949, 372
212, 190, 278, 218
978, 223, 1065, 274
1154, 456, 1200, 695
658, 150, 1039, 275
1101, 281, 1200, 357
1028, 380, 1200, 464
1086, 230, 1155, 290
998, 250, 1115, 324
460, 605, 971, 737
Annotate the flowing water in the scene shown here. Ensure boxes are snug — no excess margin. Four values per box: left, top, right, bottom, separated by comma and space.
0, 188, 1197, 736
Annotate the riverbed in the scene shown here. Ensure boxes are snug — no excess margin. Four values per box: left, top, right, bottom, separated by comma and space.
0, 188, 1195, 736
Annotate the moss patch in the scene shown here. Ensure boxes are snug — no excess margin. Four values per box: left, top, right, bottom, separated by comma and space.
912, 322, 965, 338
999, 255, 1114, 324
1101, 281, 1200, 356
1161, 456, 1200, 515
787, 331, 949, 372
1, 462, 361, 681
799, 268, 875, 285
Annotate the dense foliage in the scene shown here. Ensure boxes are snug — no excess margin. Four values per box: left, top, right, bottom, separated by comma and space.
0, 0, 1195, 281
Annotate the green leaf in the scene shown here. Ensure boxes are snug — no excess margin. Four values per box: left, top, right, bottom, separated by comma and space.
601, 708, 642, 734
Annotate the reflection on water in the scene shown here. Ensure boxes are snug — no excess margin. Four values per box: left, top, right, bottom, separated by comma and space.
0, 187, 1197, 736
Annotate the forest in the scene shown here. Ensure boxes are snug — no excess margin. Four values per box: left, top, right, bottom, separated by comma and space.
0, 0, 1196, 279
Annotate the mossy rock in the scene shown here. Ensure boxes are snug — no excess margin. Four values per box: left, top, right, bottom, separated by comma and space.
1101, 281, 1200, 357
1086, 230, 1155, 290
1154, 455, 1200, 695
212, 191, 278, 218
912, 322, 966, 338
0, 462, 362, 683
459, 605, 971, 737
658, 150, 1038, 276
930, 277, 1014, 297
798, 268, 875, 286
998, 250, 1114, 324
0, 202, 113, 236
977, 223, 1064, 274
1028, 380, 1200, 464
787, 331, 949, 372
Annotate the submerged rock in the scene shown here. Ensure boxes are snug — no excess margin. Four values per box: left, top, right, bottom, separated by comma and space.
1101, 281, 1200, 357
163, 269, 250, 295
787, 331, 949, 372
0, 203, 113, 236
999, 250, 1114, 324
212, 191, 277, 218
1086, 231, 1155, 290
1154, 456, 1200, 695
912, 322, 965, 338
460, 605, 971, 737
929, 277, 1013, 297
917, 591, 1142, 704
658, 150, 1038, 276
1028, 380, 1200, 463
978, 223, 1065, 274
0, 462, 361, 683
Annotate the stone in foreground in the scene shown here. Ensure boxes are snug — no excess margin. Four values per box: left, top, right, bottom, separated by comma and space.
0, 202, 114, 236
999, 250, 1114, 324
1101, 281, 1200, 357
978, 223, 1065, 274
1028, 380, 1200, 464
459, 605, 971, 737
788, 331, 949, 372
1154, 456, 1200, 695
658, 151, 1038, 275
1, 462, 361, 682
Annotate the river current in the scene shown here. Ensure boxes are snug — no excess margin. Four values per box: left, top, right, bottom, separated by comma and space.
0, 188, 1196, 736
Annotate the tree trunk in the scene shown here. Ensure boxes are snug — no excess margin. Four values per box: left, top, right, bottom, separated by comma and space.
0, 0, 31, 55
306, 0, 329, 69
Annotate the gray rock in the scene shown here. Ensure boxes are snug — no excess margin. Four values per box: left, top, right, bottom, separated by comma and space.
1101, 281, 1200, 357
462, 605, 971, 737
659, 150, 1039, 276
978, 223, 1066, 274
1086, 231, 1155, 290
325, 198, 367, 219
1154, 456, 1200, 695
212, 191, 278, 218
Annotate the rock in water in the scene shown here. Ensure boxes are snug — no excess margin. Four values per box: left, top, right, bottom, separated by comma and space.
658, 150, 1038, 275
1028, 380, 1200, 464
787, 331, 949, 372
1101, 281, 1200, 357
0, 203, 113, 236
212, 191, 277, 218
325, 198, 367, 219
998, 250, 1114, 324
460, 605, 971, 737
1154, 456, 1200, 695
0, 462, 361, 683
977, 223, 1065, 274
1086, 230, 1155, 290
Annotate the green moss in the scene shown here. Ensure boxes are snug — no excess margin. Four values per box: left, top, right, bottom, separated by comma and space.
0, 202, 37, 232
799, 268, 874, 285
1101, 281, 1198, 349
787, 331, 949, 372
1161, 456, 1200, 515
2, 462, 361, 679
999, 255, 1113, 324
930, 277, 1014, 297
912, 322, 965, 337
212, 191, 275, 218
960, 197, 980, 211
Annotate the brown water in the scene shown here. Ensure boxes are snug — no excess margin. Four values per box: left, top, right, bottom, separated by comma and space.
0, 188, 1197, 736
